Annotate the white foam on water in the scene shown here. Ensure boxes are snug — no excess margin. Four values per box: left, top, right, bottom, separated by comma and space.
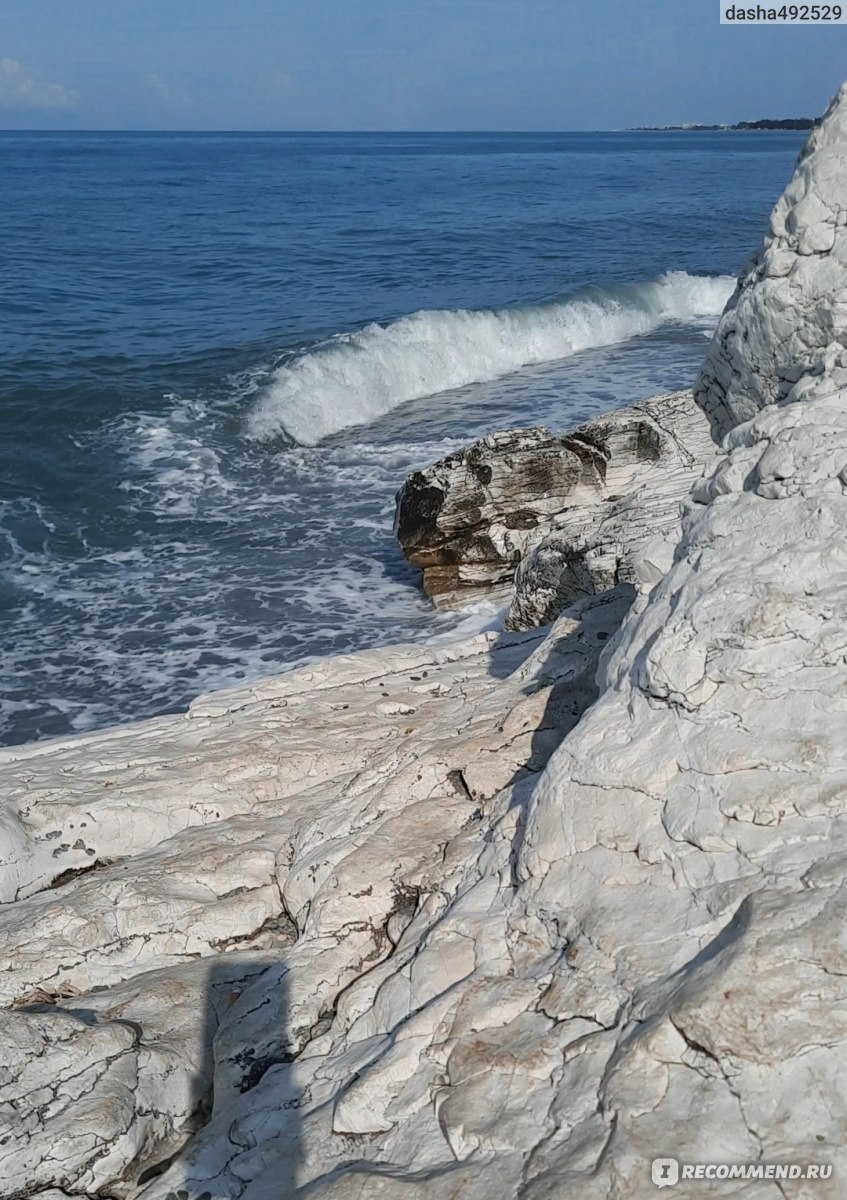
0, 431, 484, 745
118, 396, 234, 516
247, 271, 735, 445
428, 599, 506, 644
1, 279, 728, 747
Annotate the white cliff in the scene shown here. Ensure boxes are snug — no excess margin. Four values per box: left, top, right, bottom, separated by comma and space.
3, 87, 847, 1200
695, 83, 847, 440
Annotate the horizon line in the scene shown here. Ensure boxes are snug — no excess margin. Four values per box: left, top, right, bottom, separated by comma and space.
0, 126, 622, 135
0, 126, 804, 136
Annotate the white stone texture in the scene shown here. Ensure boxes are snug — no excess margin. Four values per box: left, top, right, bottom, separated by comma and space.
0, 593, 627, 1196
696, 84, 847, 440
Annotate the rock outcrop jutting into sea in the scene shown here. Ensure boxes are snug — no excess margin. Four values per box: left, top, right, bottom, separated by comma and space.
394, 391, 716, 620
2, 88, 847, 1200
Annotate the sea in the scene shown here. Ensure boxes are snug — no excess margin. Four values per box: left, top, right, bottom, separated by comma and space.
0, 129, 807, 747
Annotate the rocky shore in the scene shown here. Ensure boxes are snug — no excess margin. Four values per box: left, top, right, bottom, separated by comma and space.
3, 84, 847, 1200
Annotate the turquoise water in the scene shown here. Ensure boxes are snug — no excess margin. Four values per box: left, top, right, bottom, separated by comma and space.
0, 130, 806, 745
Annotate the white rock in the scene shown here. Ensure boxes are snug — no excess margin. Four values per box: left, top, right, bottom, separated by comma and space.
0, 594, 625, 1195
696, 84, 847, 441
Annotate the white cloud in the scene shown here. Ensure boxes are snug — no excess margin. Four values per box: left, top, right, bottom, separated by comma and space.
0, 57, 77, 110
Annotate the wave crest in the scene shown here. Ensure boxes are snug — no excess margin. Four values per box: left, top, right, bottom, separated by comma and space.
248, 271, 735, 445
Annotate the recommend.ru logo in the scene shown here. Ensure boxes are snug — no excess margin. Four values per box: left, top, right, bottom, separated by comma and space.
651, 1158, 833, 1186
652, 1159, 679, 1188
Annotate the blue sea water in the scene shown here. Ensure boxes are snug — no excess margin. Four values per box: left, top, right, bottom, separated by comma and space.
0, 129, 807, 746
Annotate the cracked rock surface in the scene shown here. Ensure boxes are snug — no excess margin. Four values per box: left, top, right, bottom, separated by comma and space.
3, 85, 847, 1200
0, 591, 628, 1198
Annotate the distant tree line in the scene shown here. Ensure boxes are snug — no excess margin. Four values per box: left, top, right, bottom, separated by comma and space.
634, 117, 820, 131
733, 118, 818, 130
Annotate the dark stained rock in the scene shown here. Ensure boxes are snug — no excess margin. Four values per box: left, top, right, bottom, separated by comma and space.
395, 392, 717, 616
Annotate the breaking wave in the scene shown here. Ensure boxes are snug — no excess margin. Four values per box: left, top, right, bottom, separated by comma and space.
248, 270, 735, 445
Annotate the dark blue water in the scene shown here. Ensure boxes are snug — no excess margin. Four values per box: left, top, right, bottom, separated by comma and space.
0, 130, 806, 745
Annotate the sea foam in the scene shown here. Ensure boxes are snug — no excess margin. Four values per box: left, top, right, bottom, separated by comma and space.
248, 271, 735, 445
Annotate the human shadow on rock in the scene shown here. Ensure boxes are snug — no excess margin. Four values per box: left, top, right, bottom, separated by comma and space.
132, 952, 302, 1200
483, 584, 637, 869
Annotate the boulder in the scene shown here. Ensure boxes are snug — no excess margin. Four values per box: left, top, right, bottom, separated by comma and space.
394, 426, 606, 606
395, 393, 715, 612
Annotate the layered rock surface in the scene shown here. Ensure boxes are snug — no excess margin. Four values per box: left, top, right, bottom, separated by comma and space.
3, 86, 847, 1200
506, 390, 717, 630
394, 392, 715, 615
394, 425, 607, 606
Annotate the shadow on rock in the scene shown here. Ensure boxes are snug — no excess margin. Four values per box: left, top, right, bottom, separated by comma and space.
484, 584, 636, 867
131, 954, 301, 1200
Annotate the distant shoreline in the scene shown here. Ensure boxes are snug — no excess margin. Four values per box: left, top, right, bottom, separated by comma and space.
633, 118, 818, 132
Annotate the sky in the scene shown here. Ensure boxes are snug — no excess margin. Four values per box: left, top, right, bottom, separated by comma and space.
0, 0, 845, 132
